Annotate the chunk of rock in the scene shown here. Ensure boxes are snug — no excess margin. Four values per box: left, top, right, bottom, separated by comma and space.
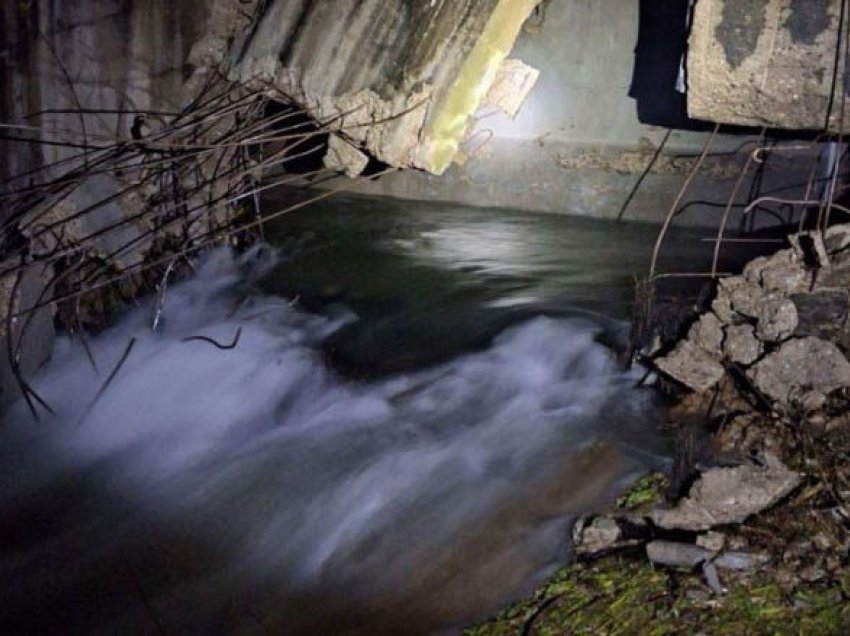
791, 291, 850, 350
323, 134, 369, 177
650, 453, 801, 531
723, 324, 762, 365
729, 281, 767, 318
696, 531, 726, 553
655, 340, 725, 392
647, 540, 710, 567
573, 516, 621, 554
714, 551, 771, 571
689, 313, 724, 357
749, 337, 850, 405
745, 249, 809, 294
755, 297, 798, 342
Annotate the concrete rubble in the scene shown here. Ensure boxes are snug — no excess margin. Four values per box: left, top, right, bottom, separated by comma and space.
649, 452, 801, 532
654, 223, 850, 410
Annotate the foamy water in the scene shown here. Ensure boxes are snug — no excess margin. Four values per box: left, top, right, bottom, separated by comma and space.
1, 247, 665, 634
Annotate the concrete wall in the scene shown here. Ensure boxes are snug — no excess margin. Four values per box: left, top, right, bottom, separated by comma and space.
0, 0, 248, 413
327, 0, 815, 227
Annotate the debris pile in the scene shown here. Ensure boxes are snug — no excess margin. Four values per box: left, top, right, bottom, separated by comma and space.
572, 224, 850, 602
655, 224, 850, 408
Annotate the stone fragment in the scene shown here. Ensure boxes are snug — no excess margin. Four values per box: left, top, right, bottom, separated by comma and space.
791, 291, 850, 350
689, 312, 724, 357
650, 453, 801, 531
711, 289, 737, 324
790, 231, 831, 270
728, 280, 767, 318
646, 540, 710, 568
713, 551, 771, 571
758, 252, 810, 294
323, 134, 369, 178
573, 516, 621, 554
482, 58, 540, 119
755, 297, 798, 342
749, 337, 850, 405
696, 531, 726, 553
723, 324, 762, 365
825, 223, 850, 255
655, 340, 725, 392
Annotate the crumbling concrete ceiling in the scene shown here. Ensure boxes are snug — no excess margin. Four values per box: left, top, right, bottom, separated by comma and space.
229, 0, 540, 174
688, 0, 849, 131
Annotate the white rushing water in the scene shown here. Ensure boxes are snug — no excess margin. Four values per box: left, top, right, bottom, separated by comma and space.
1, 247, 664, 635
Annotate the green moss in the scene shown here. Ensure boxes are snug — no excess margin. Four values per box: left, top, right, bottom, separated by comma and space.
466, 557, 850, 636
615, 472, 669, 511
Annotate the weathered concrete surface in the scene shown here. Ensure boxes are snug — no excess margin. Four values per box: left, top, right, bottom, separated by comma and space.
0, 0, 253, 412
309, 0, 815, 226
231, 0, 539, 174
688, 0, 849, 130
650, 453, 801, 531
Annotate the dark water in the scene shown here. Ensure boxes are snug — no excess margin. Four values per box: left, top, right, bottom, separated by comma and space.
0, 195, 758, 635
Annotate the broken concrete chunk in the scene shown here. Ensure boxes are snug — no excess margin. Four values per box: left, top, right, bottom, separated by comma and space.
647, 540, 710, 568
573, 516, 621, 554
713, 551, 771, 571
749, 337, 850, 406
711, 284, 738, 324
791, 291, 850, 350
482, 58, 540, 119
728, 280, 767, 319
825, 224, 850, 256
655, 340, 725, 392
650, 453, 801, 531
689, 313, 724, 357
696, 531, 726, 553
755, 297, 798, 342
746, 248, 810, 294
723, 324, 762, 365
323, 134, 369, 178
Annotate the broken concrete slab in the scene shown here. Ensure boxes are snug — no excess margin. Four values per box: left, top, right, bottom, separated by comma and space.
573, 516, 622, 555
324, 134, 369, 178
755, 297, 798, 342
655, 340, 726, 392
650, 453, 801, 531
749, 337, 850, 405
688, 0, 849, 131
723, 324, 763, 365
647, 540, 710, 568
482, 58, 540, 119
690, 312, 725, 357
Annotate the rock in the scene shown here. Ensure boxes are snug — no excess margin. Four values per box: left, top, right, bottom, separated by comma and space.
655, 340, 725, 392
646, 540, 710, 568
755, 297, 798, 342
727, 278, 766, 318
825, 223, 850, 255
689, 313, 724, 357
323, 134, 369, 177
745, 249, 809, 294
799, 564, 827, 583
696, 531, 726, 553
712, 282, 738, 324
573, 516, 621, 554
723, 324, 762, 365
713, 551, 770, 571
749, 337, 850, 406
650, 453, 801, 531
791, 291, 850, 351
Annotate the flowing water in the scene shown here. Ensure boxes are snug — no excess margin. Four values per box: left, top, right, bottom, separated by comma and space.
1, 195, 753, 634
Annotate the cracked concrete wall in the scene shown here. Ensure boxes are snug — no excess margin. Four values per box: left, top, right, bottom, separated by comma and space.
230, 0, 540, 174
689, 0, 849, 130
320, 0, 802, 226
0, 0, 248, 412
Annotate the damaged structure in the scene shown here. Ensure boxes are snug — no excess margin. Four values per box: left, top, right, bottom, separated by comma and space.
3, 0, 850, 409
